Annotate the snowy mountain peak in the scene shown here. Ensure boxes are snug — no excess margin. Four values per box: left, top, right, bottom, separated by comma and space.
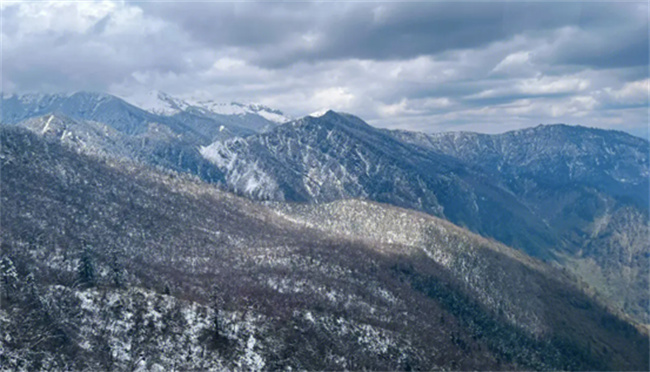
306, 110, 358, 122
123, 90, 190, 116
308, 109, 331, 118
190, 100, 291, 123
122, 91, 291, 123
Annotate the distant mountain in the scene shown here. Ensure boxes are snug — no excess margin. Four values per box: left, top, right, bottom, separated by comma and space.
123, 90, 290, 140
128, 90, 290, 124
201, 113, 649, 324
1, 91, 289, 143
1, 92, 162, 135
0, 91, 291, 188
1, 125, 647, 371
390, 124, 648, 208
18, 114, 225, 185
391, 124, 650, 323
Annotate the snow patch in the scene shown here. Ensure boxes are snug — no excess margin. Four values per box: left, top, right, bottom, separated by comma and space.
41, 115, 55, 134
256, 110, 291, 124
309, 109, 329, 118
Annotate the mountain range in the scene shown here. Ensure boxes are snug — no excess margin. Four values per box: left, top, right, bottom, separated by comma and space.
200, 110, 649, 324
1, 91, 648, 370
1, 91, 288, 143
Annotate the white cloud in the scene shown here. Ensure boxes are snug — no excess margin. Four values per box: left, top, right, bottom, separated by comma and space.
378, 99, 414, 117
491, 51, 535, 76
311, 87, 356, 111
210, 58, 248, 72
10, 0, 116, 35
550, 96, 599, 117
378, 97, 452, 117
605, 79, 649, 105
519, 76, 590, 95
469, 75, 591, 99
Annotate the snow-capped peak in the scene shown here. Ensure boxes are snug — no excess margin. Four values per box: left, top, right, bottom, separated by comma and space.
253, 107, 292, 124
308, 109, 330, 118
124, 90, 190, 116
190, 100, 291, 124
122, 91, 291, 123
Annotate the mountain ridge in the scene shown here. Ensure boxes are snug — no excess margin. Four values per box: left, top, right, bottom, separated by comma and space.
1, 91, 288, 143
17, 113, 226, 185
122, 90, 290, 124
200, 112, 650, 324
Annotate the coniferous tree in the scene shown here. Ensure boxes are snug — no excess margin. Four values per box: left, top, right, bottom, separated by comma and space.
25, 272, 40, 306
78, 246, 95, 287
110, 253, 123, 288
1, 256, 18, 301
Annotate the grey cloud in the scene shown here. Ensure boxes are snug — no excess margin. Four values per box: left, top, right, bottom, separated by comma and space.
550, 28, 649, 68
89, 14, 111, 35
137, 1, 646, 70
3, 1, 648, 137
135, 1, 314, 48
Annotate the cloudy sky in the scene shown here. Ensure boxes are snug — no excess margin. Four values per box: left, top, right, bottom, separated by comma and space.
2, 1, 648, 136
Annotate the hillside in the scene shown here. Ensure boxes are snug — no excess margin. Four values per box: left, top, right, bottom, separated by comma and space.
1, 126, 647, 370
